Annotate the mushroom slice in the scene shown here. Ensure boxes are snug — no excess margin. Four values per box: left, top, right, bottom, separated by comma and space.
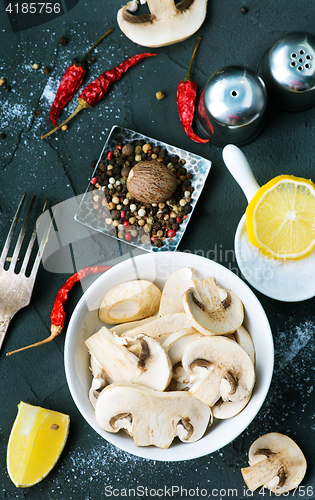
162, 330, 202, 365
212, 393, 251, 419
122, 312, 195, 338
241, 433, 307, 494
110, 314, 158, 336
99, 280, 161, 324
183, 277, 244, 335
158, 267, 193, 316
95, 382, 212, 448
117, 0, 208, 48
182, 336, 255, 407
85, 327, 172, 391
88, 355, 108, 409
234, 325, 255, 365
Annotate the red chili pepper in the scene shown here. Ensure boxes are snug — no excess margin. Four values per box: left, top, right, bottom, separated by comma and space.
49, 28, 114, 127
42, 53, 155, 139
6, 265, 111, 356
177, 37, 209, 144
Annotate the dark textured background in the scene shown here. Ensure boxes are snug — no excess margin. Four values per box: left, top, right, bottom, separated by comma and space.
1, 1, 315, 498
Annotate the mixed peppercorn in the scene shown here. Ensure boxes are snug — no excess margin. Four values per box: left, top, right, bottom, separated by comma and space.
87, 140, 194, 248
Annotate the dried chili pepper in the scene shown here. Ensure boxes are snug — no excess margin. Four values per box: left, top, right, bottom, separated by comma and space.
177, 37, 209, 144
49, 28, 114, 127
42, 52, 155, 139
6, 265, 111, 356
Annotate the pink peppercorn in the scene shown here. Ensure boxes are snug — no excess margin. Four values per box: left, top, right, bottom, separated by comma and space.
167, 229, 176, 238
120, 210, 125, 218
176, 216, 182, 224
116, 144, 122, 150
124, 232, 132, 241
107, 151, 114, 160
90, 177, 97, 185
123, 220, 129, 227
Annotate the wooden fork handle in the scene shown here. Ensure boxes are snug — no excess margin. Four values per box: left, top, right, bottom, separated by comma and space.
0, 314, 12, 351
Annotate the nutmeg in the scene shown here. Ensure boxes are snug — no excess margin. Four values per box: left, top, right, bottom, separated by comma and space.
126, 161, 177, 204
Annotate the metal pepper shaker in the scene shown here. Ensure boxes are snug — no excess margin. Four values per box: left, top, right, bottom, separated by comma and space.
195, 66, 267, 147
257, 32, 315, 111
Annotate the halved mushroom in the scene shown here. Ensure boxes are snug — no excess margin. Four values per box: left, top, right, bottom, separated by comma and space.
183, 277, 244, 335
95, 382, 212, 448
117, 0, 208, 48
99, 280, 161, 324
88, 354, 108, 408
241, 433, 307, 494
122, 312, 196, 338
158, 267, 193, 316
85, 327, 172, 391
181, 336, 255, 407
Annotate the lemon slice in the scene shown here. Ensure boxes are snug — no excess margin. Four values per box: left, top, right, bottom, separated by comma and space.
245, 175, 315, 260
7, 401, 70, 488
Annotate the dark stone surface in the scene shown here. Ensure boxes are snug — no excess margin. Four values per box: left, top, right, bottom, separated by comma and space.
0, 1, 315, 498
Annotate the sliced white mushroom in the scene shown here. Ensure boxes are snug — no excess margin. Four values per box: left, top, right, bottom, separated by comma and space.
109, 314, 158, 336
95, 382, 212, 448
117, 0, 208, 48
182, 277, 244, 335
241, 433, 307, 494
99, 280, 161, 324
212, 393, 252, 419
162, 329, 200, 363
234, 325, 255, 365
85, 327, 172, 391
88, 355, 108, 408
181, 336, 255, 407
158, 267, 193, 316
122, 312, 196, 338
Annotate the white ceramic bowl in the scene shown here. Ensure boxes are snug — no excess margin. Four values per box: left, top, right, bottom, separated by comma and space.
64, 251, 274, 461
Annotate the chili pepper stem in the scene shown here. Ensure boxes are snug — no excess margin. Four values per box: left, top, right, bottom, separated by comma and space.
6, 325, 63, 356
80, 28, 114, 64
41, 98, 90, 139
183, 36, 202, 82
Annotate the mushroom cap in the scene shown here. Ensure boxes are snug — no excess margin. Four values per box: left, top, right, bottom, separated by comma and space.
183, 277, 244, 335
95, 382, 212, 448
117, 0, 208, 48
99, 280, 161, 324
242, 432, 307, 493
182, 335, 255, 406
158, 267, 193, 316
85, 327, 172, 391
162, 330, 201, 365
234, 325, 255, 365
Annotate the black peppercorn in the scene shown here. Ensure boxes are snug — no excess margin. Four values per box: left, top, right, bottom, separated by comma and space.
58, 36, 67, 45
5, 84, 11, 92
42, 67, 50, 74
87, 56, 96, 64
0, 132, 6, 139
122, 144, 134, 156
111, 210, 120, 220
98, 162, 106, 171
240, 6, 248, 13
33, 109, 42, 117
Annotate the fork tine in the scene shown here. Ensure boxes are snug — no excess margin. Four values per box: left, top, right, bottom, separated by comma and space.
0, 192, 27, 268
9, 195, 37, 270
20, 197, 50, 276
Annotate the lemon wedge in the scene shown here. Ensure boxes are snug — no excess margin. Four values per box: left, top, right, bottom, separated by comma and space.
245, 175, 315, 260
7, 401, 70, 488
